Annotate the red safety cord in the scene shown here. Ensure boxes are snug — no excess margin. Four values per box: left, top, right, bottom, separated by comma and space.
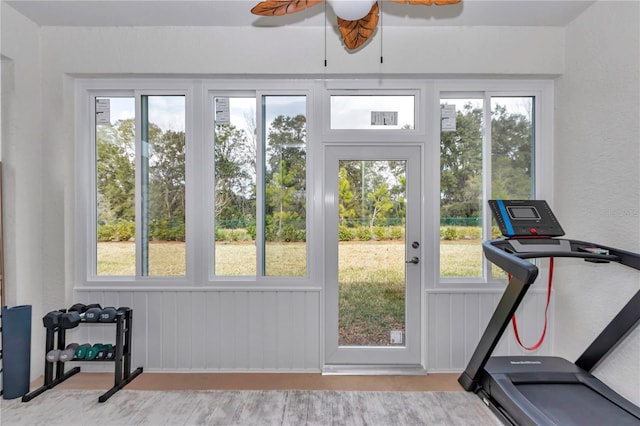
509, 257, 555, 351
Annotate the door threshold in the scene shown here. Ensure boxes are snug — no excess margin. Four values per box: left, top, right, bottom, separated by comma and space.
322, 365, 427, 376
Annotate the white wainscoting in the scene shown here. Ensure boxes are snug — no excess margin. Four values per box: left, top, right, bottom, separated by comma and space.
71, 288, 550, 372
427, 290, 552, 372
72, 289, 321, 372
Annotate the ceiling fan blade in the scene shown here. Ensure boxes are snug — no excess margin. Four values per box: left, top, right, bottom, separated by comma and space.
251, 0, 324, 16
337, 1, 379, 50
391, 0, 461, 5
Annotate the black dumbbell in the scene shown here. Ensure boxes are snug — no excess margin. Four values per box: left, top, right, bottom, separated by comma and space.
60, 311, 82, 329
95, 344, 113, 360
84, 306, 102, 322
68, 303, 87, 313
99, 307, 118, 322
43, 311, 64, 329
59, 343, 79, 362
104, 346, 117, 361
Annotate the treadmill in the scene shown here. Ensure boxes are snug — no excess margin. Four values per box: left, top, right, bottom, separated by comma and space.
458, 200, 640, 426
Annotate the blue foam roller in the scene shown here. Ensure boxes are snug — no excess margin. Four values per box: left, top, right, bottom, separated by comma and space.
2, 305, 32, 399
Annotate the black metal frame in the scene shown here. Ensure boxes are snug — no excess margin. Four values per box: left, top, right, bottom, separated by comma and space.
22, 308, 143, 403
459, 238, 640, 391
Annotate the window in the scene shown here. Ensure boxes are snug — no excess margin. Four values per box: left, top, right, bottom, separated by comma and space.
213, 96, 257, 276
330, 95, 415, 130
440, 94, 536, 280
95, 94, 186, 277
96, 96, 136, 276
211, 94, 308, 278
262, 96, 307, 277
87, 84, 309, 283
81, 79, 548, 287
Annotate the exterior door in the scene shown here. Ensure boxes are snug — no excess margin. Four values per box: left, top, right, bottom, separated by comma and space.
324, 145, 422, 370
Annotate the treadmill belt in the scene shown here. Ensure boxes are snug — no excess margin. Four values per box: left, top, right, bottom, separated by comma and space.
517, 383, 639, 425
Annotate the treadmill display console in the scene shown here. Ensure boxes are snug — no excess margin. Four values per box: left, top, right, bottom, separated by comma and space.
489, 200, 565, 237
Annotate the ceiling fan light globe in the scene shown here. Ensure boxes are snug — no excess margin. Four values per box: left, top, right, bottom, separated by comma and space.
328, 0, 376, 21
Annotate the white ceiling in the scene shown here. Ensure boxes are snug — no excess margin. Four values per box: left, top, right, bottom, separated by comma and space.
6, 0, 595, 28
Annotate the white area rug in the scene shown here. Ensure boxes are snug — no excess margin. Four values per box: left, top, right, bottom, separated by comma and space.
1, 389, 500, 425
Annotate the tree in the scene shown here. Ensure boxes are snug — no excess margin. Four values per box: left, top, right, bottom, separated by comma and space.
440, 101, 534, 219
367, 183, 394, 227
96, 120, 136, 222
491, 104, 533, 199
264, 114, 307, 239
338, 167, 357, 224
440, 103, 483, 218
214, 123, 255, 221
148, 129, 186, 223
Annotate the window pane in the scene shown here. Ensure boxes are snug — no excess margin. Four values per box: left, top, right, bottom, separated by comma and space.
440, 99, 484, 278
214, 97, 257, 276
491, 97, 535, 199
96, 97, 136, 276
142, 95, 186, 277
491, 97, 535, 279
263, 96, 307, 277
331, 95, 414, 130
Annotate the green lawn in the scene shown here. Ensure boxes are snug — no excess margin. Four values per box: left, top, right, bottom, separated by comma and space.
98, 240, 484, 277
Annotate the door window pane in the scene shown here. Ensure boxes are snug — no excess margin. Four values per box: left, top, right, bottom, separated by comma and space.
338, 160, 407, 347
331, 95, 415, 130
96, 97, 136, 276
142, 95, 186, 276
263, 96, 307, 277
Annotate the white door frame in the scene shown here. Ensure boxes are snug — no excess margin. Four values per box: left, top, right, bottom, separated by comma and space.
323, 144, 423, 371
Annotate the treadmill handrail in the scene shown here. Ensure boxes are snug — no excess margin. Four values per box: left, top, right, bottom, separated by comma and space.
483, 238, 640, 283
482, 240, 539, 284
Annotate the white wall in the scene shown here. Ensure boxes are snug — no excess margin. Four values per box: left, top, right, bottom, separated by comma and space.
4, 0, 637, 390
0, 3, 45, 377
8, 18, 565, 375
555, 1, 640, 404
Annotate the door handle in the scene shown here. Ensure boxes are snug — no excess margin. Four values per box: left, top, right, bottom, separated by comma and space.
405, 257, 419, 264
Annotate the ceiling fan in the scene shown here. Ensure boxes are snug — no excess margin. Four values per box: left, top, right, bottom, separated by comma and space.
251, 0, 462, 50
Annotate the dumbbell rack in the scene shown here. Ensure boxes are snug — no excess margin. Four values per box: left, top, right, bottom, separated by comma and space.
22, 308, 143, 403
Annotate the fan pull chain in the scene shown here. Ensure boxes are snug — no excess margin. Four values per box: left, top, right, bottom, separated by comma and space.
379, 0, 383, 64
324, 1, 328, 67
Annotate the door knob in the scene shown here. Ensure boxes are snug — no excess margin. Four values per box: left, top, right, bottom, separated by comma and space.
405, 257, 419, 264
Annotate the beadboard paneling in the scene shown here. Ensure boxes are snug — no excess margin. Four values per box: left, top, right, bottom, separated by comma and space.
73, 288, 548, 372
73, 289, 321, 372
427, 290, 552, 371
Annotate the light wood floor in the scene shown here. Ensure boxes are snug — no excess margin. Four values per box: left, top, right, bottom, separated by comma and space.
32, 372, 463, 392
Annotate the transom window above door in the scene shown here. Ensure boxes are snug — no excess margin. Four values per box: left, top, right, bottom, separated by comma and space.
330, 95, 415, 130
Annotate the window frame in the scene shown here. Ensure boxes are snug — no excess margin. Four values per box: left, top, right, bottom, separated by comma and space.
433, 80, 554, 289
205, 89, 313, 284
76, 81, 194, 286
76, 79, 318, 289
75, 78, 553, 290
321, 80, 427, 143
